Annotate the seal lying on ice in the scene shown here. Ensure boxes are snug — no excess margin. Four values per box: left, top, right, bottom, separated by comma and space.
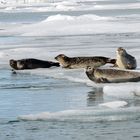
55, 54, 116, 69
116, 47, 137, 69
86, 66, 140, 83
9, 58, 60, 70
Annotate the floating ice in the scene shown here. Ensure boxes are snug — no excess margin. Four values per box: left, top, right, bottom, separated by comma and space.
18, 106, 140, 122
103, 85, 140, 99
99, 101, 128, 109
46, 14, 75, 22
1, 14, 140, 36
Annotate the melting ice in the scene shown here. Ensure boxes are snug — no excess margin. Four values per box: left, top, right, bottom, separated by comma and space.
0, 0, 140, 134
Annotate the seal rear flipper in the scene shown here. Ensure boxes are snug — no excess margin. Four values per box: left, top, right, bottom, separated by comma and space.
53, 62, 60, 67
107, 58, 116, 64
48, 61, 60, 67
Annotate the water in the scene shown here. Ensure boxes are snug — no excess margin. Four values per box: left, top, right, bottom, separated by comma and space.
0, 0, 140, 139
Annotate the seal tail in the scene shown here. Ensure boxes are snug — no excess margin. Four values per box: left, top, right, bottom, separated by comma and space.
106, 58, 116, 64
52, 62, 60, 67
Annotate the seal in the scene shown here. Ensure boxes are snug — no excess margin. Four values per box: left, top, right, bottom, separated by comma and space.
116, 47, 137, 69
86, 66, 140, 83
55, 54, 116, 69
9, 58, 60, 70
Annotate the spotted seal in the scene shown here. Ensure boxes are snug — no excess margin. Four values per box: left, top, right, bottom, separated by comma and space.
55, 54, 116, 69
86, 66, 140, 83
116, 47, 137, 69
9, 58, 60, 70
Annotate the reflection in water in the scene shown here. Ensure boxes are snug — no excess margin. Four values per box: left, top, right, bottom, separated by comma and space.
87, 88, 104, 107
129, 94, 140, 107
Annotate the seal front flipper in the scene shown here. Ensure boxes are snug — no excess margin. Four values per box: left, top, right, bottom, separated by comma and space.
11, 69, 17, 74
110, 63, 118, 68
62, 65, 72, 69
95, 78, 110, 83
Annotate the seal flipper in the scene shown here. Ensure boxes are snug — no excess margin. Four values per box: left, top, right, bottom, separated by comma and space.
95, 77, 110, 83
110, 63, 118, 68
11, 69, 17, 74
53, 62, 60, 67
62, 65, 72, 69
127, 62, 136, 69
106, 58, 116, 65
49, 61, 60, 67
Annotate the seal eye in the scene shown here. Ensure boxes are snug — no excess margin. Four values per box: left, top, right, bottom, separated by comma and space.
86, 66, 92, 71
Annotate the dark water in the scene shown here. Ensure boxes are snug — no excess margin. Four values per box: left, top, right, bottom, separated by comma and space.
1, 117, 140, 140
0, 0, 140, 139
0, 33, 140, 139
0, 67, 140, 140
0, 69, 93, 119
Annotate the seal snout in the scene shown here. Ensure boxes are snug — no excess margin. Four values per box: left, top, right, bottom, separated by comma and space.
117, 47, 125, 55
54, 56, 58, 60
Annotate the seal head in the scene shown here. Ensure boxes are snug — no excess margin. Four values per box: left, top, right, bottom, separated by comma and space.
55, 54, 70, 68
10, 59, 19, 70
